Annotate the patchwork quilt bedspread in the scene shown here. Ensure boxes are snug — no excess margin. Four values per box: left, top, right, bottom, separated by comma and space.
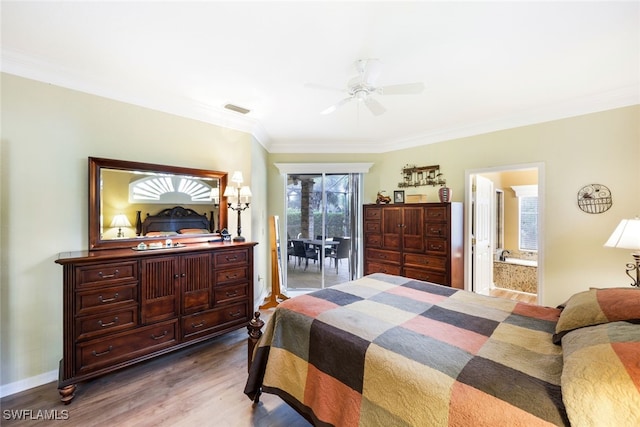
245, 273, 568, 426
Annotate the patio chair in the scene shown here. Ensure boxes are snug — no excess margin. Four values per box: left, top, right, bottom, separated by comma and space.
292, 240, 318, 270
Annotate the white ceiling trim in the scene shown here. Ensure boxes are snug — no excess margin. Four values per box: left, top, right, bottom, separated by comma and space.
274, 163, 374, 175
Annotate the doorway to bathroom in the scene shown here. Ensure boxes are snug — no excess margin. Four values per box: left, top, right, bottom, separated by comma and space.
465, 163, 544, 304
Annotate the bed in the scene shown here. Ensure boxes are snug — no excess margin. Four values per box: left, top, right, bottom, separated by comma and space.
245, 273, 640, 426
137, 206, 214, 237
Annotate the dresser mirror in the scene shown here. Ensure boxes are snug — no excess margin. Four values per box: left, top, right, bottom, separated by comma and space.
89, 157, 228, 251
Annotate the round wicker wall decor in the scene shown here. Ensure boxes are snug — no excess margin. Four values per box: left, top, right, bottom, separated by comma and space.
577, 184, 612, 214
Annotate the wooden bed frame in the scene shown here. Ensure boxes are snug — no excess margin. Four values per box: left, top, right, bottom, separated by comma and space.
137, 206, 213, 236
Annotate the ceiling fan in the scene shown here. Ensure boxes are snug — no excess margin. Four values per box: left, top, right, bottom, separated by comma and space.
307, 58, 425, 116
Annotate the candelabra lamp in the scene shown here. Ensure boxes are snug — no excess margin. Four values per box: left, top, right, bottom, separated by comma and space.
604, 217, 640, 287
223, 171, 251, 242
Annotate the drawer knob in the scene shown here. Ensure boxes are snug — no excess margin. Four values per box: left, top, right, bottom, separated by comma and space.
228, 310, 242, 318
97, 317, 119, 327
225, 273, 238, 280
98, 270, 119, 279
225, 291, 239, 297
92, 346, 113, 357
225, 256, 239, 262
98, 293, 119, 303
191, 321, 206, 329
151, 330, 168, 340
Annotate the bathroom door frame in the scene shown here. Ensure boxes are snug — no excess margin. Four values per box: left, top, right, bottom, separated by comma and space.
464, 162, 545, 304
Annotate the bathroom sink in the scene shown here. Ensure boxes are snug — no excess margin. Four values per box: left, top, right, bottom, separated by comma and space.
502, 257, 537, 267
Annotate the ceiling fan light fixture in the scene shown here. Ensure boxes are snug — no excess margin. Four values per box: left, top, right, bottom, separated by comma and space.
355, 90, 368, 101
311, 58, 424, 116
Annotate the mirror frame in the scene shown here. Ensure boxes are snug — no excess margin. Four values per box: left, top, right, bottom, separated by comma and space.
89, 157, 228, 251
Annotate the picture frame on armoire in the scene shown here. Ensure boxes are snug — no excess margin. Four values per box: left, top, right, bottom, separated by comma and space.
394, 190, 405, 204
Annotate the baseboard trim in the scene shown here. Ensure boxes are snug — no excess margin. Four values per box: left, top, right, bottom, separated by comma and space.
0, 370, 57, 399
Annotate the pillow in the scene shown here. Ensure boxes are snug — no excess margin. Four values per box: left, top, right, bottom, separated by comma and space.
178, 228, 210, 234
553, 288, 640, 344
145, 231, 178, 237
561, 321, 640, 426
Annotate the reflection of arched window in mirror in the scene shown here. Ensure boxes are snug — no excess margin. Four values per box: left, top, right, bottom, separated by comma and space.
129, 175, 219, 204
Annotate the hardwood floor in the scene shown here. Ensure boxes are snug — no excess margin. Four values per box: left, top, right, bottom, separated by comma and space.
490, 287, 537, 304
1, 313, 310, 427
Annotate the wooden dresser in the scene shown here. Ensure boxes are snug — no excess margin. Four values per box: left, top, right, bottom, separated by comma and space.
55, 241, 257, 403
363, 202, 463, 288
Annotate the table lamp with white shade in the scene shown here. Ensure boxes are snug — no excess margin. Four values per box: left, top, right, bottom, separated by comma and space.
604, 217, 640, 287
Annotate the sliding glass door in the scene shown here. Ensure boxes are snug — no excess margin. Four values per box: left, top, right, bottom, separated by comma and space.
284, 172, 360, 290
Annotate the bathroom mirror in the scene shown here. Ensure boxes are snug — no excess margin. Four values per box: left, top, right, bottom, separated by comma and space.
89, 157, 228, 251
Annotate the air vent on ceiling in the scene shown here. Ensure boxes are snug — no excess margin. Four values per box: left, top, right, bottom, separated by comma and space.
224, 104, 251, 114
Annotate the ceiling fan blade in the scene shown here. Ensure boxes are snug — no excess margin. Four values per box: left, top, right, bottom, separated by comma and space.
358, 58, 381, 86
321, 97, 352, 115
364, 97, 386, 116
380, 82, 425, 95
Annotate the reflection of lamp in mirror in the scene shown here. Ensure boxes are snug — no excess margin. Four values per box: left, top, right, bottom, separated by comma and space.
210, 187, 220, 233
110, 214, 131, 238
604, 217, 640, 287
223, 171, 251, 242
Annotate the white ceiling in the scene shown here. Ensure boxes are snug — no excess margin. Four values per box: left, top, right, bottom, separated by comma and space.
2, 1, 638, 153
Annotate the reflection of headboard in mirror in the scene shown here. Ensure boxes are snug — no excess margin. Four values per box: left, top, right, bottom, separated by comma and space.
140, 206, 212, 237
89, 157, 228, 251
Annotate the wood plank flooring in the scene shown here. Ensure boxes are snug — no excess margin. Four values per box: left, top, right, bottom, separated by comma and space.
490, 287, 537, 304
1, 314, 309, 427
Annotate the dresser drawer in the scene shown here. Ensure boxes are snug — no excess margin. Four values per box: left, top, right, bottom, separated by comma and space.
365, 233, 382, 247
426, 238, 448, 255
404, 253, 447, 271
76, 262, 137, 288
75, 307, 137, 341
214, 283, 248, 305
213, 249, 248, 267
425, 207, 447, 222
364, 261, 401, 276
366, 248, 401, 264
214, 266, 248, 285
364, 221, 381, 233
76, 320, 177, 374
364, 207, 382, 220
425, 223, 448, 238
404, 268, 447, 285
182, 302, 248, 340
76, 284, 137, 315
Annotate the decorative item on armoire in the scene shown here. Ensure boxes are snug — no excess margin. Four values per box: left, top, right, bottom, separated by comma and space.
376, 191, 392, 204
577, 184, 612, 214
438, 186, 452, 202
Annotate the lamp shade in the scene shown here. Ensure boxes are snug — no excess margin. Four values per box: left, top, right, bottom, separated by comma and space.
223, 186, 236, 198
110, 214, 131, 228
210, 187, 219, 201
230, 171, 244, 184
604, 218, 640, 250
239, 186, 252, 198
